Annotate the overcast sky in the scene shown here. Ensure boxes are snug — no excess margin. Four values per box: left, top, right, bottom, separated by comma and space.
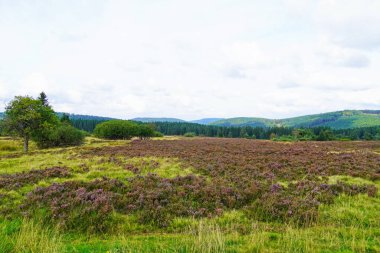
0, 0, 379, 120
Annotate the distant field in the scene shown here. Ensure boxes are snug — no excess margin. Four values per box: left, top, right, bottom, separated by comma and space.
0, 137, 379, 252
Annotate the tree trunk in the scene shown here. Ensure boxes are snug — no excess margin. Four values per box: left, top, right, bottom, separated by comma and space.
23, 136, 29, 153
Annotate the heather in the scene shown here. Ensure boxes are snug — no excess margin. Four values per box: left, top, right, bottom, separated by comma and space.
0, 167, 71, 190
0, 137, 379, 252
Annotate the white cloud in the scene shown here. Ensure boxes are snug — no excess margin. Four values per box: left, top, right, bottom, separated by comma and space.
0, 0, 379, 120
315, 0, 380, 50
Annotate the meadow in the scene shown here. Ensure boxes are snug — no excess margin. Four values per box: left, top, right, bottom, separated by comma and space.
0, 136, 379, 253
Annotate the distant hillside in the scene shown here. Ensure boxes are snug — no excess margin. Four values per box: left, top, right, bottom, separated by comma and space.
210, 117, 278, 128
211, 110, 380, 129
56, 112, 115, 121
131, 117, 186, 123
190, 118, 224, 125
2, 110, 380, 130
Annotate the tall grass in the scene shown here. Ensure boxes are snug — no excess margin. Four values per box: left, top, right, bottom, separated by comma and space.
187, 221, 226, 253
0, 141, 19, 151
0, 219, 63, 253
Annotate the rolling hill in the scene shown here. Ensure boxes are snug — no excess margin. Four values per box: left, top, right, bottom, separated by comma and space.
210, 110, 380, 129
190, 118, 224, 125
55, 112, 115, 121
1, 110, 380, 130
131, 117, 186, 123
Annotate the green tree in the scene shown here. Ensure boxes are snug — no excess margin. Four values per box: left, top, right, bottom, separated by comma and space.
317, 129, 335, 141
137, 124, 155, 139
4, 95, 57, 152
38, 91, 49, 106
60, 113, 72, 125
240, 128, 248, 138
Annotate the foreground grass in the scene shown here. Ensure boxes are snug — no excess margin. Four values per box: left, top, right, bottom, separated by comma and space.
1, 191, 378, 253
0, 137, 379, 252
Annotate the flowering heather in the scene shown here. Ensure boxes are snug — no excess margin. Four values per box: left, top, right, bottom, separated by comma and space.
0, 167, 71, 189
248, 180, 377, 226
21, 179, 117, 233
89, 139, 380, 181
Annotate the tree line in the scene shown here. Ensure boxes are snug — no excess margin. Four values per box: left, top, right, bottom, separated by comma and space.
53, 119, 380, 141
2, 95, 379, 147
149, 122, 380, 141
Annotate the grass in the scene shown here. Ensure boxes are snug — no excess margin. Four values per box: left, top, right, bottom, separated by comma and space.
0, 137, 379, 252
0, 219, 63, 253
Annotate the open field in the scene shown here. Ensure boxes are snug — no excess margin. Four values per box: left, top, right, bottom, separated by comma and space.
0, 136, 379, 252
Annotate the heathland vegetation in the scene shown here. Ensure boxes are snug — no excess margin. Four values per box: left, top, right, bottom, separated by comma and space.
0, 137, 379, 252
0, 93, 379, 252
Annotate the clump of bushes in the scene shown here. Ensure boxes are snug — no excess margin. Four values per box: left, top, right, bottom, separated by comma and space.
0, 167, 71, 190
94, 120, 157, 140
184, 132, 196, 137
34, 123, 85, 148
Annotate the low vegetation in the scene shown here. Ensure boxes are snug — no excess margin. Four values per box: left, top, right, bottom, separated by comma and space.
0, 136, 378, 252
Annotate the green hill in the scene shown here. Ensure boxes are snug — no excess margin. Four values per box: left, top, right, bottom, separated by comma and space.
2, 110, 380, 130
210, 117, 278, 127
55, 112, 114, 121
211, 110, 380, 129
190, 118, 224, 125
131, 117, 186, 123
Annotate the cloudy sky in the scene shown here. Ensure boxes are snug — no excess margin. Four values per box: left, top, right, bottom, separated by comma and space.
0, 0, 379, 120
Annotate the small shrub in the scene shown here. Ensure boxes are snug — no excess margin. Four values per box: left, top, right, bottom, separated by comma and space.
184, 132, 196, 137
34, 124, 85, 148
153, 131, 164, 137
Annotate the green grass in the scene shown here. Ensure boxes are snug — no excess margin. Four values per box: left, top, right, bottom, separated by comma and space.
0, 219, 63, 253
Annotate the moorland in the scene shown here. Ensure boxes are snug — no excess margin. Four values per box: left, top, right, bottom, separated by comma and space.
0, 136, 379, 252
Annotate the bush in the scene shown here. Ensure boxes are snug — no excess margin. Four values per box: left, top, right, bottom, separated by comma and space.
0, 120, 6, 136
34, 124, 85, 148
94, 120, 157, 140
184, 132, 196, 137
136, 124, 155, 140
94, 120, 139, 140
153, 131, 164, 137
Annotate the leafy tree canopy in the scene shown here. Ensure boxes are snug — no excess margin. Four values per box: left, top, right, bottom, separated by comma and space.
4, 95, 58, 152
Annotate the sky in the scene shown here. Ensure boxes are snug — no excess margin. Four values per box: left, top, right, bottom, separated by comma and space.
0, 0, 379, 120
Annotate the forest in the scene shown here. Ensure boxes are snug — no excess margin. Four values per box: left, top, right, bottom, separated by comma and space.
68, 119, 380, 141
